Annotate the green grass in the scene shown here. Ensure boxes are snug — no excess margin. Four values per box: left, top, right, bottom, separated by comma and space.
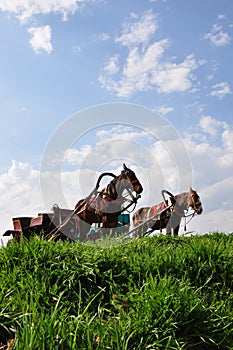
0, 233, 233, 349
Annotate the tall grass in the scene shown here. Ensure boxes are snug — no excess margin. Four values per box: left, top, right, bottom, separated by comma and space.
0, 233, 233, 349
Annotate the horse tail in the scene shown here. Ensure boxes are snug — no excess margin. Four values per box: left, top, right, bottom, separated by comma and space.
132, 207, 144, 226
132, 210, 139, 226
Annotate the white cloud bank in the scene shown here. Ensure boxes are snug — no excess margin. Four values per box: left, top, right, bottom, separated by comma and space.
210, 81, 232, 99
182, 115, 233, 234
0, 0, 103, 54
99, 10, 198, 98
203, 23, 231, 47
0, 0, 87, 23
1, 116, 233, 242
28, 25, 53, 54
0, 161, 41, 244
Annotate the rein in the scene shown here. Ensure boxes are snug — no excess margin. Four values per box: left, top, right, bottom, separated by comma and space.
97, 170, 141, 211
161, 189, 199, 232
47, 169, 142, 241
182, 211, 196, 231
161, 189, 175, 205
119, 194, 141, 213
95, 172, 117, 190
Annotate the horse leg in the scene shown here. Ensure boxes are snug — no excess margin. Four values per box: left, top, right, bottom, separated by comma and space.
75, 216, 90, 242
132, 223, 143, 238
166, 222, 172, 236
109, 223, 117, 238
107, 218, 119, 237
103, 226, 111, 237
79, 221, 91, 242
132, 213, 144, 238
173, 225, 180, 236
133, 227, 141, 238
166, 214, 181, 236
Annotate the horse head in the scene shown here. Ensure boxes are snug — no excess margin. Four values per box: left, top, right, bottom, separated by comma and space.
100, 164, 143, 201
121, 163, 143, 195
188, 187, 203, 215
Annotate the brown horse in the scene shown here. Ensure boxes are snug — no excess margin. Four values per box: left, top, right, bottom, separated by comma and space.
74, 164, 143, 241
132, 187, 203, 237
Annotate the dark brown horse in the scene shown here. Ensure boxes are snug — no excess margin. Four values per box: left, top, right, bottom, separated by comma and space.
74, 164, 143, 241
132, 187, 203, 237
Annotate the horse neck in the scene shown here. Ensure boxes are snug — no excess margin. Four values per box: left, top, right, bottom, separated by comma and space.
104, 176, 123, 198
106, 173, 132, 198
113, 175, 125, 196
174, 192, 190, 211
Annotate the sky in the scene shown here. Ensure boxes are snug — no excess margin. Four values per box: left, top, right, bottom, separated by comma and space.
0, 0, 233, 242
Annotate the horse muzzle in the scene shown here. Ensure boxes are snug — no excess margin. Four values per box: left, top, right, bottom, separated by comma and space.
196, 206, 203, 215
134, 184, 143, 194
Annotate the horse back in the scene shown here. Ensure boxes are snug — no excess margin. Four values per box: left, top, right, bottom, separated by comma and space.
132, 207, 150, 224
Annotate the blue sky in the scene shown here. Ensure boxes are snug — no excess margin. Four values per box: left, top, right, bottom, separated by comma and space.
0, 0, 233, 240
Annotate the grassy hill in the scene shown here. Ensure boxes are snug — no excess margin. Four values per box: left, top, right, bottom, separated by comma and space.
0, 233, 233, 349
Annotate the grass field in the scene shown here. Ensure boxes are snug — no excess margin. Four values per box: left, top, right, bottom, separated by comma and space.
0, 233, 233, 349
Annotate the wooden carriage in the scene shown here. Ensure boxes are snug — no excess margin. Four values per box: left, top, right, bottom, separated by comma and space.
3, 208, 130, 242
3, 166, 141, 243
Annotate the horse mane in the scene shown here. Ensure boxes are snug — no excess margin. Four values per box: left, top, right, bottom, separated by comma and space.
104, 177, 118, 199
100, 172, 124, 200
173, 191, 190, 212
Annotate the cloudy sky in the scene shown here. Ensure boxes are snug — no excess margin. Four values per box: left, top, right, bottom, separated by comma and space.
0, 0, 233, 242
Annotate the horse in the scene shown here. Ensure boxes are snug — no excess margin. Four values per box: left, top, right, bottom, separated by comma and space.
132, 187, 203, 237
74, 164, 143, 242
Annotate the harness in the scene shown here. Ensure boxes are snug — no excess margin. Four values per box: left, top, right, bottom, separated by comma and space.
160, 189, 198, 232
46, 170, 141, 240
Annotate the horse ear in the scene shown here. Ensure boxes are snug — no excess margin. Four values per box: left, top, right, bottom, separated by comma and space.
123, 163, 127, 170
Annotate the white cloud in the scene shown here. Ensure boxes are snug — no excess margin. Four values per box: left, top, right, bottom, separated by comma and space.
203, 23, 231, 47
0, 0, 104, 54
155, 106, 174, 115
210, 81, 232, 99
100, 47, 197, 97
100, 10, 198, 98
0, 160, 38, 193
98, 32, 110, 41
72, 45, 81, 54
0, 0, 105, 23
222, 128, 233, 152
39, 118, 233, 235
201, 176, 233, 212
0, 0, 78, 23
217, 14, 225, 20
102, 55, 119, 74
184, 116, 233, 186
28, 25, 53, 54
185, 175, 233, 234
199, 115, 225, 136
181, 117, 233, 234
115, 10, 158, 47
96, 125, 150, 144
0, 161, 42, 241
187, 208, 233, 235
1, 115, 233, 242
151, 55, 197, 93
64, 145, 92, 165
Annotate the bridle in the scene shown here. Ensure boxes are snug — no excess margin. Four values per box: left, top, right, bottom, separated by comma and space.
188, 191, 202, 214
96, 169, 141, 213
118, 170, 141, 212
161, 189, 202, 231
